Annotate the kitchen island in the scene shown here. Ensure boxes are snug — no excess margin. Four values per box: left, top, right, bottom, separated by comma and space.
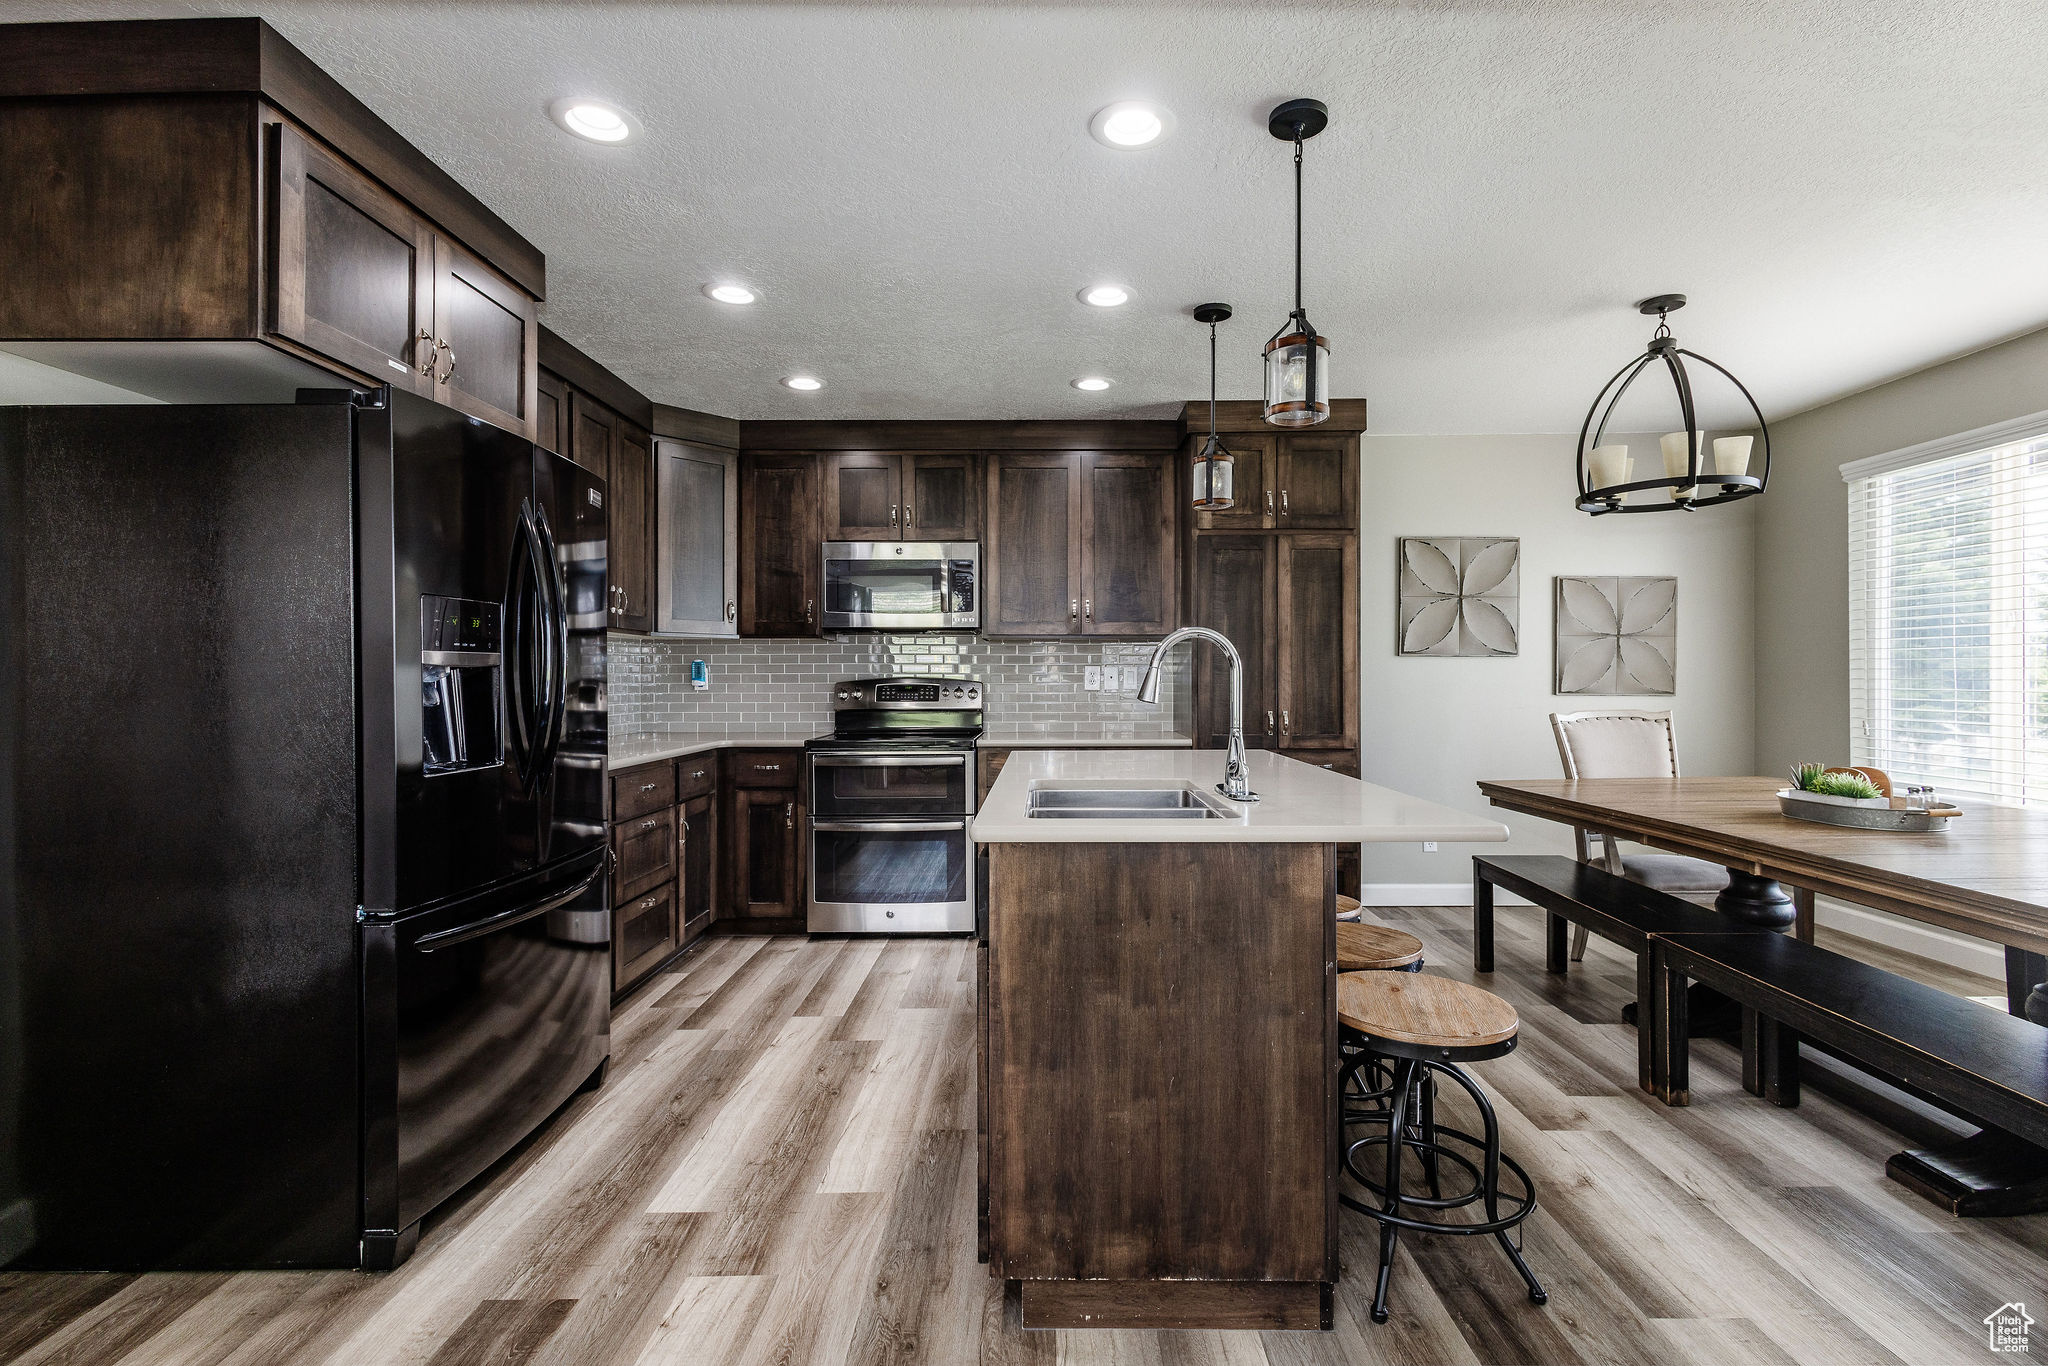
971, 748, 1508, 1330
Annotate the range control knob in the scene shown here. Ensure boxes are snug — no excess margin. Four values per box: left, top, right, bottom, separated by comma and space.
837, 691, 849, 700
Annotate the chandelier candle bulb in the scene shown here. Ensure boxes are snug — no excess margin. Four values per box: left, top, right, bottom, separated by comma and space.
1713, 435, 1754, 479
1662, 431, 1705, 500
1588, 445, 1633, 503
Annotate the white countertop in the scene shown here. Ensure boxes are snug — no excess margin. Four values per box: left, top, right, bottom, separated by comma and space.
971, 748, 1511, 845
610, 731, 824, 767
978, 730, 1194, 749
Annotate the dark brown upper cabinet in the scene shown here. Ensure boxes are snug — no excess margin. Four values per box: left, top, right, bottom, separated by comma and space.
429, 234, 537, 437
823, 452, 982, 542
1187, 534, 1279, 750
905, 453, 981, 541
535, 370, 567, 455
986, 453, 1083, 636
569, 389, 614, 479
740, 453, 823, 637
268, 121, 435, 394
612, 421, 653, 634
824, 452, 901, 541
1274, 432, 1357, 530
986, 450, 1176, 637
1188, 433, 1278, 532
1274, 533, 1358, 749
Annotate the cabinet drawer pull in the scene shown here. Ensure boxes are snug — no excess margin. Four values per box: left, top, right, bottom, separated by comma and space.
641, 782, 658, 792
805, 599, 813, 624
638, 894, 660, 912
785, 801, 795, 829
690, 769, 707, 780
436, 339, 456, 383
641, 817, 658, 830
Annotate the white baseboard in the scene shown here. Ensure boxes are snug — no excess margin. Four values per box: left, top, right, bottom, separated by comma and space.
1361, 883, 2007, 982
1812, 900, 2006, 980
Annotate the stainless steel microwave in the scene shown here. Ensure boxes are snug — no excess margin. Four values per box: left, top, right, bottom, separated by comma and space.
820, 542, 979, 631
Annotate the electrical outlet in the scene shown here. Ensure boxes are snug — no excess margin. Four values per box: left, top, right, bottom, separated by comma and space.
1124, 665, 1144, 691
1422, 841, 1438, 852
1083, 666, 1101, 691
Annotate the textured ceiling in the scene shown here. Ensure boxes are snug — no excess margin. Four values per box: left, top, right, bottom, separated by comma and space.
18, 1, 2048, 429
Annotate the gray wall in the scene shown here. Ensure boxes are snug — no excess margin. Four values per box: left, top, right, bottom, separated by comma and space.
1357, 433, 1759, 892
1754, 324, 2048, 778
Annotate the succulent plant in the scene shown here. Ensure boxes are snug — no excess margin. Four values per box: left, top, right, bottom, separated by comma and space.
1791, 763, 1882, 800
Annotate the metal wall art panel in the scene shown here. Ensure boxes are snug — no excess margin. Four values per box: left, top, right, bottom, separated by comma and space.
1554, 575, 1677, 694
1397, 537, 1520, 657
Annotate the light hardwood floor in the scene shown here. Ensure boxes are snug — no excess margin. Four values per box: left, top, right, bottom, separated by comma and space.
2, 909, 2040, 1365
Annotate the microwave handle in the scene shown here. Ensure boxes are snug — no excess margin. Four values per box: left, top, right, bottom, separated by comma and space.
810, 819, 969, 834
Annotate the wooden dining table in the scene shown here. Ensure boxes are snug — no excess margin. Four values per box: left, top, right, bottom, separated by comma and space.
1477, 775, 2048, 1212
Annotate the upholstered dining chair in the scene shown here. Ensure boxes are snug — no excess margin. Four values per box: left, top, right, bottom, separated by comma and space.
1549, 710, 1730, 961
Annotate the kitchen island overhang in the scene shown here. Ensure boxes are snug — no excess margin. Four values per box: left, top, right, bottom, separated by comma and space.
972, 749, 1506, 1331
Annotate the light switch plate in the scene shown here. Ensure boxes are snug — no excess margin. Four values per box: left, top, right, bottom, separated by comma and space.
1123, 666, 1143, 691
1083, 666, 1101, 691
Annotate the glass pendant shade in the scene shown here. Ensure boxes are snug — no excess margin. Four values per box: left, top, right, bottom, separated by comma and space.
1262, 329, 1331, 427
1191, 437, 1235, 510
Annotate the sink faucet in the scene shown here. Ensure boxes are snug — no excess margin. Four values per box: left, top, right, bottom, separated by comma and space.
1137, 626, 1257, 802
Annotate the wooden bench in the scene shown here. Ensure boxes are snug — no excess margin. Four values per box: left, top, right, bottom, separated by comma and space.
1651, 933, 2048, 1191
1472, 855, 1770, 1094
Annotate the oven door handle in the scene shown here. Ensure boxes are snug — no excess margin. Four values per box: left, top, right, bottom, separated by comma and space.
810, 819, 969, 833
810, 753, 969, 768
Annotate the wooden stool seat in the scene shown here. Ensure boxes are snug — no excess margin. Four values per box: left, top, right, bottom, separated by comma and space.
1336, 921, 1423, 972
1338, 973, 1518, 1049
1336, 893, 1363, 921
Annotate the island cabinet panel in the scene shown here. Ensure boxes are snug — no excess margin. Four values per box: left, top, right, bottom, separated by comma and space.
739, 453, 823, 637
1275, 533, 1359, 749
985, 840, 1337, 1325
1188, 534, 1279, 750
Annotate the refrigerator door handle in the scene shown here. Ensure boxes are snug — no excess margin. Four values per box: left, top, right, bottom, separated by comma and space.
413, 856, 606, 953
507, 501, 551, 791
532, 504, 569, 784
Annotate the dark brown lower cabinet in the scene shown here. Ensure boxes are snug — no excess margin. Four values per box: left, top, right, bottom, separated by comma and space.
613, 881, 676, 993
680, 791, 716, 944
730, 785, 803, 920
611, 805, 675, 902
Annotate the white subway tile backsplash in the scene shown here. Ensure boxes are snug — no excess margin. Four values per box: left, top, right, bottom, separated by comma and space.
608, 633, 1190, 739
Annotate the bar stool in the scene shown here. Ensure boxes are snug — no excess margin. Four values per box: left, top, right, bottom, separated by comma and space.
1335, 922, 1429, 1185
1337, 922, 1423, 973
1336, 972, 1547, 1324
1336, 892, 1364, 922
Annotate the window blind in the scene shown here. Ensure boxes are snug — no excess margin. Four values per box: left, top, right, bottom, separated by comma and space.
1846, 423, 2048, 805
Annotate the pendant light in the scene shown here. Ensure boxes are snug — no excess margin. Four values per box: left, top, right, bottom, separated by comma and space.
1263, 98, 1332, 427
1574, 295, 1770, 515
1191, 302, 1236, 510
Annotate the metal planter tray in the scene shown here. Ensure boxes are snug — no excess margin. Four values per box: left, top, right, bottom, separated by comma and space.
1777, 789, 1957, 832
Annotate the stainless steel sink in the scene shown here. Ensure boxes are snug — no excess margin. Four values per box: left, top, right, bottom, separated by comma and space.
1024, 784, 1234, 820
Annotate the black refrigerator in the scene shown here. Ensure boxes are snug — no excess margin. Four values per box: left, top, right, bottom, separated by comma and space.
0, 387, 610, 1270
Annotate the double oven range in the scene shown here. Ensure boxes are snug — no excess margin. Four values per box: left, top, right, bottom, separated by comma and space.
805, 677, 982, 933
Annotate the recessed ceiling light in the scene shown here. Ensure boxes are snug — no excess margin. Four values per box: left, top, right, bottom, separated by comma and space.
1089, 101, 1173, 149
1072, 377, 1113, 391
782, 375, 824, 391
705, 283, 757, 305
1079, 285, 1130, 308
548, 96, 639, 144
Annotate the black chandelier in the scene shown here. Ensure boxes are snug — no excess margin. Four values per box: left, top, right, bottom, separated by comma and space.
1191, 302, 1236, 510
1574, 294, 1770, 515
1262, 98, 1331, 427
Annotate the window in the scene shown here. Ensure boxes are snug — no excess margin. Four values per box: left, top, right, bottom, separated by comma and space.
1846, 418, 2048, 804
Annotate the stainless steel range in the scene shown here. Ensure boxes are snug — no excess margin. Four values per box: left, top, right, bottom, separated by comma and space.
804, 676, 982, 934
